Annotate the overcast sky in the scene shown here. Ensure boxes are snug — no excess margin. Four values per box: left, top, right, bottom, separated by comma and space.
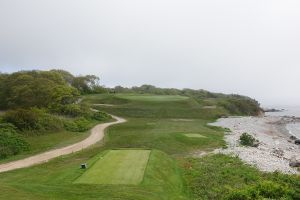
0, 0, 300, 106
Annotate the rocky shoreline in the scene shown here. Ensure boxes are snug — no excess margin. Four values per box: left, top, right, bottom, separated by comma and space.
210, 116, 300, 174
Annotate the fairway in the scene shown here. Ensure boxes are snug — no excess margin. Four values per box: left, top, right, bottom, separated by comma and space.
184, 133, 207, 138
116, 94, 189, 101
75, 150, 151, 185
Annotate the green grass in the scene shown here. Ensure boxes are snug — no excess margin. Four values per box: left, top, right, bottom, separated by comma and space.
75, 150, 151, 185
181, 154, 300, 200
0, 93, 298, 199
84, 93, 229, 119
0, 149, 187, 200
0, 124, 97, 164
116, 94, 189, 101
103, 118, 224, 154
183, 133, 207, 138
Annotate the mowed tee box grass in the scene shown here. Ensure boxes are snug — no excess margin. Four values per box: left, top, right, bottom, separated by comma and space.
75, 149, 151, 185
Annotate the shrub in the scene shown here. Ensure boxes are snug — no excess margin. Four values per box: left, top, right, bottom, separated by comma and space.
64, 117, 90, 132
3, 108, 64, 132
37, 113, 64, 131
0, 123, 30, 159
226, 181, 294, 200
3, 109, 40, 130
92, 111, 111, 121
58, 104, 86, 117
240, 133, 258, 147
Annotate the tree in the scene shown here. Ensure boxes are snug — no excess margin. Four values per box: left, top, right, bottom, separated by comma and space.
71, 75, 102, 94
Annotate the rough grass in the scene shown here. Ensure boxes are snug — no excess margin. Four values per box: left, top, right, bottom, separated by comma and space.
0, 124, 97, 164
181, 154, 300, 200
75, 150, 151, 185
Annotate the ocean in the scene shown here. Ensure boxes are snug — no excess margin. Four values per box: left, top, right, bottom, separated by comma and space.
265, 106, 300, 138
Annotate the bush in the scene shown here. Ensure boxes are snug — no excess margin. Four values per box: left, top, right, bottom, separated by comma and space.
3, 108, 64, 133
92, 111, 111, 121
3, 109, 40, 130
226, 181, 294, 200
0, 123, 30, 159
58, 104, 87, 117
240, 133, 258, 147
64, 117, 90, 132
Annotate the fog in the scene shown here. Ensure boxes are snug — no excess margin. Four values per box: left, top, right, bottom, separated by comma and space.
1, 0, 300, 106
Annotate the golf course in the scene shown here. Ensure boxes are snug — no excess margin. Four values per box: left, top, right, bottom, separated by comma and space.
0, 71, 299, 199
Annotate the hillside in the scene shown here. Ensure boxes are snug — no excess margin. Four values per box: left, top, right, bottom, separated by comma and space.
0, 70, 298, 200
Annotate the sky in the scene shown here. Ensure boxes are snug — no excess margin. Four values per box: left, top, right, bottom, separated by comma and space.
0, 0, 300, 106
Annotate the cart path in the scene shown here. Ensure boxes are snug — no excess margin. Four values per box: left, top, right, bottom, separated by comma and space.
0, 115, 126, 173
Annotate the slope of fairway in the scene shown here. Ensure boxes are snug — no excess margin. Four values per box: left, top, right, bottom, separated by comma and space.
75, 150, 150, 185
116, 94, 189, 101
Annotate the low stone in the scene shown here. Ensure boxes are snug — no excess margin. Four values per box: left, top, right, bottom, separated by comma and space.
289, 161, 300, 167
290, 135, 297, 140
272, 148, 284, 157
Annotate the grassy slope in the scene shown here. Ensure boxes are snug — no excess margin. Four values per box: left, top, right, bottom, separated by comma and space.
181, 154, 300, 199
0, 120, 101, 164
0, 93, 298, 199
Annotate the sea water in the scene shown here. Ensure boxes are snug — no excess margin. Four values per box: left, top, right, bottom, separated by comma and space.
265, 106, 300, 138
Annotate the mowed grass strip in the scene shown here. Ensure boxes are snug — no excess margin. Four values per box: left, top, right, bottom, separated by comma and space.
184, 133, 207, 138
75, 150, 151, 185
116, 94, 189, 101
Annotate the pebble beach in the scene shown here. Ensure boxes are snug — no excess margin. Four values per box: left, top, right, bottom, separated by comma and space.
210, 116, 300, 174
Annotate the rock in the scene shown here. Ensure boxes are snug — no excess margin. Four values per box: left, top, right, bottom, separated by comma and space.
289, 156, 300, 168
289, 161, 300, 167
272, 148, 284, 157
290, 135, 297, 140
295, 139, 300, 145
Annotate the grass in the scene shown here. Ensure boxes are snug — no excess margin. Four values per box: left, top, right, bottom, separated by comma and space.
75, 149, 151, 185
0, 122, 98, 164
104, 118, 225, 154
0, 149, 187, 200
84, 93, 229, 119
116, 94, 189, 101
183, 133, 207, 138
0, 93, 298, 199
181, 154, 300, 200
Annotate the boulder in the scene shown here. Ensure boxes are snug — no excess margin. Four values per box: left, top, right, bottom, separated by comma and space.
295, 139, 300, 145
272, 148, 284, 157
289, 156, 300, 168
290, 135, 297, 140
289, 161, 300, 168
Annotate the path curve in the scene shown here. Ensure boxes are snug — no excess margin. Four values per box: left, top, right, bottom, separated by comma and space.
0, 115, 126, 173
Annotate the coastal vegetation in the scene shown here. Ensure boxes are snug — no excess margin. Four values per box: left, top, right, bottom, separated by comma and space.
0, 70, 111, 160
239, 132, 259, 147
0, 69, 298, 199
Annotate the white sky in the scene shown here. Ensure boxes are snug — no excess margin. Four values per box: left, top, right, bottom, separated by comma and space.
0, 0, 300, 106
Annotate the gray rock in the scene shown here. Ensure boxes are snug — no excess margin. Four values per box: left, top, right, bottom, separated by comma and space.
290, 135, 297, 140
289, 161, 300, 167
272, 148, 284, 157
295, 139, 300, 145
289, 156, 300, 168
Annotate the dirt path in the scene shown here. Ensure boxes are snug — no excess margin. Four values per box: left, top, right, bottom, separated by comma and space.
0, 115, 126, 173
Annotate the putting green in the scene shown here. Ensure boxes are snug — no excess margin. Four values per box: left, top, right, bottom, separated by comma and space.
116, 94, 189, 101
74, 150, 151, 185
184, 133, 207, 138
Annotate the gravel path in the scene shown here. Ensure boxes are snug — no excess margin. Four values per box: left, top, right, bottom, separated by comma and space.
210, 116, 300, 174
0, 115, 126, 173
